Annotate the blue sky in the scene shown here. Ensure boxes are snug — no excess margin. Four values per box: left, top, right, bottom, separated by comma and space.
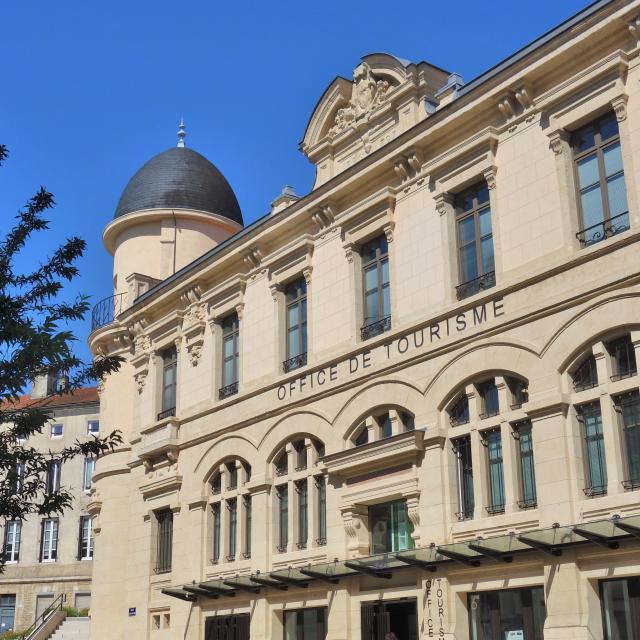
0, 0, 591, 364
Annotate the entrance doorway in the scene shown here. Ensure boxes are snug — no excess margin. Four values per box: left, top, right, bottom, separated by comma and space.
361, 599, 417, 640
205, 614, 250, 640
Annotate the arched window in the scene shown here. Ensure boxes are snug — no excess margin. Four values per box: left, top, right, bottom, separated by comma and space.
271, 438, 326, 553
350, 408, 415, 447
207, 458, 251, 565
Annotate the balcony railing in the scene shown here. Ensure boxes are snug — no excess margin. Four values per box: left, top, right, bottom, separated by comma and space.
91, 292, 128, 331
611, 367, 637, 382
360, 315, 391, 341
576, 212, 630, 247
485, 503, 505, 515
517, 498, 537, 510
283, 352, 307, 373
456, 271, 496, 301
218, 382, 239, 400
157, 407, 176, 421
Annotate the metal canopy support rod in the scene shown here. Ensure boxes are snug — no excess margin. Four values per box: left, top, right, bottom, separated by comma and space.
222, 580, 260, 594
436, 548, 481, 567
161, 588, 196, 602
269, 574, 309, 588
573, 527, 619, 550
517, 535, 562, 557
394, 553, 437, 572
344, 561, 392, 579
198, 583, 236, 597
467, 542, 513, 563
611, 518, 640, 540
299, 568, 339, 584
250, 576, 288, 590
183, 585, 218, 599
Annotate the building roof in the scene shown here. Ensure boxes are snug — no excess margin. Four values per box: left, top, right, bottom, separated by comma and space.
4, 386, 99, 411
114, 147, 243, 226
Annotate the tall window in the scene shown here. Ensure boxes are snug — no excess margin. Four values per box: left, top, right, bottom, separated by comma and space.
513, 421, 537, 509
243, 496, 252, 559
450, 395, 470, 426
4, 522, 21, 563
46, 460, 61, 493
226, 499, 237, 561
284, 608, 327, 640
284, 277, 308, 372
608, 335, 637, 381
296, 480, 308, 549
572, 112, 629, 247
617, 391, 640, 490
601, 577, 640, 640
276, 485, 288, 552
160, 346, 177, 419
478, 379, 499, 418
212, 503, 221, 564
572, 354, 598, 391
315, 476, 327, 545
578, 402, 608, 497
40, 518, 58, 562
11, 463, 24, 494
154, 509, 173, 573
83, 458, 95, 491
78, 516, 93, 560
369, 500, 414, 554
483, 429, 505, 514
220, 312, 240, 398
453, 436, 474, 520
361, 235, 391, 340
455, 180, 495, 300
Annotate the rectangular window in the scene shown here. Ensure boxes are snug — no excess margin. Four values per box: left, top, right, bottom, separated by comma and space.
368, 500, 414, 554
608, 335, 637, 381
295, 441, 307, 470
316, 476, 327, 545
514, 421, 537, 508
226, 499, 237, 561
220, 312, 240, 398
455, 180, 495, 300
276, 485, 288, 552
616, 391, 640, 490
46, 460, 61, 493
227, 463, 238, 490
578, 402, 608, 496
572, 112, 630, 247
87, 420, 100, 435
83, 458, 95, 491
284, 608, 327, 640
296, 480, 308, 549
360, 235, 391, 340
212, 503, 221, 564
155, 509, 173, 573
478, 379, 499, 418
284, 277, 308, 372
243, 496, 251, 559
4, 521, 21, 563
600, 577, 640, 640
78, 516, 93, 560
160, 347, 177, 418
379, 412, 393, 438
11, 463, 24, 494
0, 595, 16, 635
484, 428, 505, 514
51, 423, 63, 438
469, 587, 546, 640
40, 518, 58, 562
453, 436, 474, 520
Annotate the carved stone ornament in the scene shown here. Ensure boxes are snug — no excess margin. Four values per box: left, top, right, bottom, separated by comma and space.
134, 334, 151, 357
483, 165, 498, 190
328, 63, 391, 137
302, 267, 313, 285
134, 370, 148, 393
434, 192, 454, 216
383, 222, 395, 243
187, 341, 203, 366
548, 129, 570, 156
612, 95, 628, 123
183, 303, 206, 330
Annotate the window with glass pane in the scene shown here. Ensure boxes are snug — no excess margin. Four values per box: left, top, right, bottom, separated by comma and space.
79, 516, 93, 560
379, 412, 393, 438
0, 594, 16, 634
4, 521, 21, 562
578, 402, 608, 496
484, 429, 505, 514
227, 499, 237, 560
572, 112, 630, 246
478, 379, 499, 417
453, 436, 474, 520
514, 421, 537, 508
227, 462, 238, 489
274, 451, 288, 476
161, 346, 177, 413
47, 460, 61, 493
83, 458, 95, 491
600, 577, 640, 640
369, 500, 414, 554
51, 423, 63, 437
617, 391, 640, 489
455, 181, 495, 299
450, 395, 470, 426
296, 480, 308, 548
285, 278, 307, 369
572, 354, 598, 391
508, 377, 529, 409
243, 496, 251, 558
40, 519, 58, 562
316, 476, 326, 544
11, 463, 24, 493
608, 335, 637, 381
295, 441, 307, 470
211, 472, 221, 495
361, 235, 390, 334
284, 608, 327, 640
87, 420, 99, 435
354, 427, 368, 446
155, 509, 173, 573
222, 313, 240, 388
212, 503, 221, 563
277, 485, 288, 551
402, 411, 415, 431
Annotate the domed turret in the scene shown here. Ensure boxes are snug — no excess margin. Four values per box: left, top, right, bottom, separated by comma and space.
103, 122, 243, 297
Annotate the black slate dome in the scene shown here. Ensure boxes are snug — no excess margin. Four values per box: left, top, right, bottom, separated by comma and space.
114, 146, 243, 225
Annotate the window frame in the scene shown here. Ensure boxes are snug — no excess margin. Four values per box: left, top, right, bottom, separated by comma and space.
483, 428, 505, 515
226, 498, 237, 562
276, 484, 288, 553
577, 401, 608, 497
284, 277, 308, 372
4, 521, 21, 563
220, 312, 240, 397
513, 421, 537, 509
315, 476, 327, 546
40, 518, 59, 563
78, 516, 93, 560
360, 235, 391, 339
46, 460, 61, 493
83, 457, 95, 492
615, 391, 640, 490
154, 508, 173, 574
283, 608, 327, 640
50, 423, 63, 438
160, 346, 177, 418
295, 479, 308, 549
452, 435, 474, 520
87, 420, 100, 435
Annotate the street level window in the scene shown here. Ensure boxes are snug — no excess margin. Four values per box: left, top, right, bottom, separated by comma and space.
78, 516, 93, 560
455, 180, 495, 300
0, 595, 16, 635
40, 518, 58, 562
369, 500, 414, 554
513, 421, 537, 509
608, 335, 637, 381
83, 457, 95, 491
220, 312, 240, 399
469, 587, 546, 640
284, 277, 308, 373
453, 435, 474, 520
4, 521, 21, 563
159, 346, 177, 420
361, 599, 417, 640
572, 112, 630, 247
601, 577, 640, 640
154, 509, 173, 574
615, 391, 640, 490
284, 608, 327, 640
46, 460, 61, 493
482, 428, 505, 514
577, 401, 608, 497
360, 235, 391, 340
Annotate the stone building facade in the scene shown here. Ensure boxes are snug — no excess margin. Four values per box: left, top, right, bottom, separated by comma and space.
0, 378, 99, 633
89, 1, 640, 638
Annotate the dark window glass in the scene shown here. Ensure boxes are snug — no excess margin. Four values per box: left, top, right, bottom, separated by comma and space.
277, 485, 288, 552
296, 480, 308, 549
316, 476, 326, 545
379, 413, 393, 438
295, 441, 307, 470
354, 427, 369, 446
600, 577, 640, 640
211, 472, 221, 495
0, 594, 16, 633
578, 402, 608, 496
368, 500, 414, 554
450, 395, 470, 426
243, 496, 251, 558
478, 379, 499, 418
227, 463, 238, 490
361, 235, 391, 335
161, 347, 177, 413
402, 412, 415, 431
227, 499, 237, 561
608, 335, 637, 381
274, 451, 288, 476
508, 378, 529, 409
83, 458, 95, 491
285, 278, 308, 367
453, 436, 474, 520
484, 428, 505, 514
514, 421, 537, 508
284, 608, 327, 640
616, 391, 640, 489
572, 354, 598, 391
47, 460, 61, 493
222, 313, 240, 388
212, 503, 221, 563
155, 509, 173, 573
572, 112, 630, 247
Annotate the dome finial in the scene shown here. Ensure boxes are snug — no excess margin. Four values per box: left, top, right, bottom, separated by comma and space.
177, 117, 186, 148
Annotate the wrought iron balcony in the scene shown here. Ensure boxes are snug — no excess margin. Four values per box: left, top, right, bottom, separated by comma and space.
218, 382, 238, 400
296, 541, 307, 550
283, 352, 307, 373
449, 415, 470, 427
485, 504, 505, 515
583, 485, 607, 498
455, 510, 473, 521
517, 498, 537, 510
611, 367, 637, 382
456, 271, 496, 301
360, 315, 391, 341
91, 292, 127, 331
157, 406, 176, 421
622, 478, 640, 491
576, 212, 630, 247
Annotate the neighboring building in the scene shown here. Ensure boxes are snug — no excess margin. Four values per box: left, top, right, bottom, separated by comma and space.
0, 375, 98, 633
88, 1, 640, 639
